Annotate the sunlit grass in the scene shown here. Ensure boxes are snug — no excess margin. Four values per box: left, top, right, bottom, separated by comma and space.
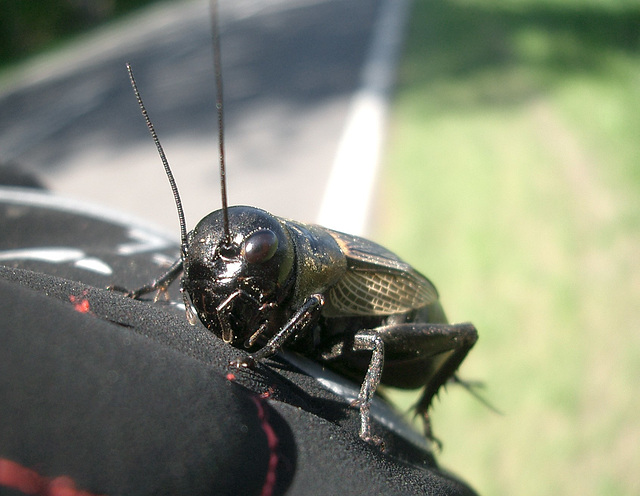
379, 1, 640, 494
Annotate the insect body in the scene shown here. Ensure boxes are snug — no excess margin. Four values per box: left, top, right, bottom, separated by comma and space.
118, 4, 478, 445
123, 192, 477, 443
183, 206, 478, 444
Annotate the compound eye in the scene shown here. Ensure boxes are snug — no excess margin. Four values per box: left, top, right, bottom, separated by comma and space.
243, 229, 278, 264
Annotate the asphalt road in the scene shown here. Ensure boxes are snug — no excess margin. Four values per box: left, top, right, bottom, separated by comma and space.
0, 0, 405, 237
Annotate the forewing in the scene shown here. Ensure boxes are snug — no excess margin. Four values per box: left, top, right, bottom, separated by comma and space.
324, 230, 439, 316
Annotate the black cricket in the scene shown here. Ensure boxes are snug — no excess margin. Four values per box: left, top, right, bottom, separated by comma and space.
117, 4, 478, 445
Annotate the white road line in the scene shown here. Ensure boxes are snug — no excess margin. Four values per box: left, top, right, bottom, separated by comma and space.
316, 0, 410, 236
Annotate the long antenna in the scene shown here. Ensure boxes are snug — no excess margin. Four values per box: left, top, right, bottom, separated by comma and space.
126, 63, 189, 257
211, 0, 231, 246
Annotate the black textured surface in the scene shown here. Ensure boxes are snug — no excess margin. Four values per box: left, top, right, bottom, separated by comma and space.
0, 188, 477, 495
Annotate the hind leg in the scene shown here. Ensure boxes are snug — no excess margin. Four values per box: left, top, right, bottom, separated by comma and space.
349, 322, 477, 444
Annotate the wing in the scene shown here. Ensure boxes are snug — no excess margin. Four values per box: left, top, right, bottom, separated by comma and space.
323, 229, 439, 317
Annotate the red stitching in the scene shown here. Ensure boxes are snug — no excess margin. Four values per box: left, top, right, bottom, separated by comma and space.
0, 458, 105, 496
251, 397, 279, 496
68, 292, 91, 314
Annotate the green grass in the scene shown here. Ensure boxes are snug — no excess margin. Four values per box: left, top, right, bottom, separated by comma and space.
379, 1, 640, 495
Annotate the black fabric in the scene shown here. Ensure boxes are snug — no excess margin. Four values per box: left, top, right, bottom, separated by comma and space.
0, 188, 477, 495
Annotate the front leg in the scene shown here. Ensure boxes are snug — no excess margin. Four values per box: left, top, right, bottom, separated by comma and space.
231, 294, 325, 368
109, 257, 183, 299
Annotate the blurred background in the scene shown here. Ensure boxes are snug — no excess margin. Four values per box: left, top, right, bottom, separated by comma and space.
0, 0, 384, 231
379, 1, 640, 495
2, 1, 639, 495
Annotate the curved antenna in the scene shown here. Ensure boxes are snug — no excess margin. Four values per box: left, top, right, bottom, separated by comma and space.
210, 0, 231, 246
126, 63, 189, 257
